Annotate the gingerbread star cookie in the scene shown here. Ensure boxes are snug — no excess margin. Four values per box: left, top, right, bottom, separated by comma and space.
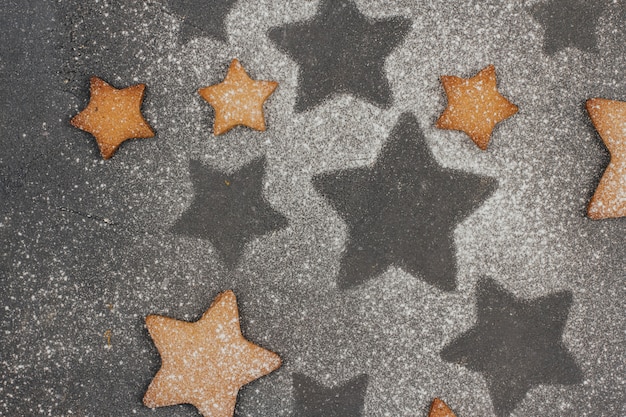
586, 98, 626, 219
70, 76, 154, 159
199, 59, 278, 135
143, 290, 281, 417
436, 65, 518, 150
429, 398, 457, 417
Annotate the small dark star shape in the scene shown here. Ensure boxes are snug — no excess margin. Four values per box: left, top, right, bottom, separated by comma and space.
268, 0, 411, 112
172, 157, 288, 268
167, 0, 237, 43
312, 113, 496, 290
292, 373, 368, 417
440, 277, 584, 417
532, 0, 607, 55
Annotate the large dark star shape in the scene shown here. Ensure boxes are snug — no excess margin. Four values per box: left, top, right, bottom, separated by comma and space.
532, 0, 607, 55
267, 0, 411, 112
440, 278, 583, 417
292, 373, 368, 417
312, 113, 496, 290
172, 157, 288, 268
167, 0, 237, 43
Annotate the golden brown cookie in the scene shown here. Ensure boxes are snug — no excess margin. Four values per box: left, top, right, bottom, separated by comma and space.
586, 98, 626, 219
436, 65, 518, 150
199, 59, 278, 135
429, 398, 457, 417
143, 290, 281, 417
70, 76, 154, 159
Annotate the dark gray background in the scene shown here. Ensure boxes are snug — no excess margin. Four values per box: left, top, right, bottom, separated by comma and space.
1, 0, 624, 416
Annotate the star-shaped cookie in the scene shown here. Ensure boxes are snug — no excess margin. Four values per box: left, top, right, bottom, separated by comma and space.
70, 76, 154, 159
585, 98, 626, 219
143, 290, 281, 417
429, 398, 456, 417
312, 113, 496, 290
172, 157, 288, 268
440, 278, 583, 417
532, 0, 607, 55
199, 59, 278, 135
436, 65, 518, 150
292, 373, 368, 417
268, 0, 411, 112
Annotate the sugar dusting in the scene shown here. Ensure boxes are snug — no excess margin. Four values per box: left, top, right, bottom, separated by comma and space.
1, 0, 625, 416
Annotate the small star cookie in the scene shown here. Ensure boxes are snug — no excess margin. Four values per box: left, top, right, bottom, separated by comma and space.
143, 290, 281, 417
199, 59, 278, 135
436, 65, 518, 150
70, 77, 154, 159
429, 398, 457, 417
586, 98, 626, 219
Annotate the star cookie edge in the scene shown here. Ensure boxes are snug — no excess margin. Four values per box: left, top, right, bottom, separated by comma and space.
70, 76, 155, 159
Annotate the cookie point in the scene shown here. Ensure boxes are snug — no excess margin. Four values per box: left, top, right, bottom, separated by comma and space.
69, 114, 81, 128
271, 352, 283, 368
100, 151, 114, 160
142, 388, 158, 408
135, 83, 147, 94
585, 97, 602, 113
430, 397, 444, 410
145, 314, 160, 327
429, 397, 455, 417
216, 290, 238, 305
98, 144, 117, 160
213, 123, 232, 136
586, 203, 602, 220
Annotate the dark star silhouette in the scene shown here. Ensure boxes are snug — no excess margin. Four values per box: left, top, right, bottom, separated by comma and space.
440, 277, 583, 417
312, 113, 496, 290
292, 373, 368, 417
532, 0, 607, 55
167, 0, 237, 43
172, 157, 288, 268
268, 0, 411, 112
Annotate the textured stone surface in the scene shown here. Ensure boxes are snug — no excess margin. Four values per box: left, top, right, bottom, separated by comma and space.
1, 0, 625, 416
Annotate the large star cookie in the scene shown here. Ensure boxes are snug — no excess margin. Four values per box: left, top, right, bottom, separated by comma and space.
313, 113, 496, 290
585, 98, 626, 219
172, 157, 288, 268
440, 278, 583, 417
436, 65, 518, 150
143, 290, 281, 417
268, 0, 410, 112
292, 373, 368, 417
70, 77, 154, 159
199, 59, 278, 135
